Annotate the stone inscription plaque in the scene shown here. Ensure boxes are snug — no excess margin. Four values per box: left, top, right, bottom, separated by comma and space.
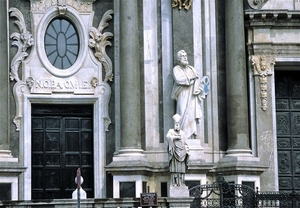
30, 78, 94, 94
140, 192, 158, 207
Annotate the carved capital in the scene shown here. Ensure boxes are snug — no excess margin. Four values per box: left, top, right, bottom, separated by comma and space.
251, 55, 275, 111
247, 0, 269, 10
89, 10, 114, 82
172, 0, 193, 10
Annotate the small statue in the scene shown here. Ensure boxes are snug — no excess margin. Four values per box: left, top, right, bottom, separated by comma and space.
171, 50, 206, 140
166, 114, 190, 186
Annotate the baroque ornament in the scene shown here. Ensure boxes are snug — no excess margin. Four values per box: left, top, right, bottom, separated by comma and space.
9, 7, 33, 130
89, 10, 114, 82
247, 0, 269, 10
172, 0, 193, 10
251, 55, 275, 111
9, 7, 34, 82
31, 0, 93, 12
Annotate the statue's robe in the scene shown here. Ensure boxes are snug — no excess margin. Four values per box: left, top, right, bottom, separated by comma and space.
166, 129, 188, 173
171, 65, 203, 139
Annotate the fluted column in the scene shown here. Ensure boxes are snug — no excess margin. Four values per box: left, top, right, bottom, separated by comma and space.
119, 0, 143, 155
225, 0, 251, 155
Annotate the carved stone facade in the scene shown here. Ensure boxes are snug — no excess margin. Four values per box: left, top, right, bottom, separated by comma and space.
1, 0, 300, 204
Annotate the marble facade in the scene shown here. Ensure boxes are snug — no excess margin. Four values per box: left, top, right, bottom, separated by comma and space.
1, 0, 300, 203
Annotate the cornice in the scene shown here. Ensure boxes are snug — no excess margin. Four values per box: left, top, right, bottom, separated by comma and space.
245, 10, 300, 27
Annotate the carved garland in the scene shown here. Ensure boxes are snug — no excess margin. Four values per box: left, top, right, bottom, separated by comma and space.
31, 0, 94, 12
89, 10, 114, 82
251, 55, 275, 111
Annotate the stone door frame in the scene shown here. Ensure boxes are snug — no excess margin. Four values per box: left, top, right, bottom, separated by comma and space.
19, 91, 110, 200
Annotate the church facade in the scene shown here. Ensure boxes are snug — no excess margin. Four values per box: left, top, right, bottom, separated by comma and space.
0, 0, 300, 203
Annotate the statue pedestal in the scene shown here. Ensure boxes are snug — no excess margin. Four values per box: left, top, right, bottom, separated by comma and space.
167, 187, 194, 208
169, 185, 189, 197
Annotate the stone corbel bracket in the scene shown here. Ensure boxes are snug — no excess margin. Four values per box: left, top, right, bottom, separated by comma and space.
12, 82, 29, 131
247, 0, 269, 10
251, 55, 275, 111
89, 10, 114, 83
9, 7, 34, 82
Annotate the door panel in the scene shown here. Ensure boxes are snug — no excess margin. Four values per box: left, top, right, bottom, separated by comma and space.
276, 71, 300, 191
31, 105, 94, 199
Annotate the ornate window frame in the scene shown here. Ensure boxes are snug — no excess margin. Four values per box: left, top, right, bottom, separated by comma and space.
36, 6, 88, 77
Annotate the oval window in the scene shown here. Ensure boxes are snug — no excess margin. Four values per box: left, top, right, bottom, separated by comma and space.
44, 18, 79, 69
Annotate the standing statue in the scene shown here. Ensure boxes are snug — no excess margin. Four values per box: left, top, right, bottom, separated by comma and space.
171, 50, 206, 140
167, 114, 190, 186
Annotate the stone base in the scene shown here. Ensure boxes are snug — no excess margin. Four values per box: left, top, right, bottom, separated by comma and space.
166, 197, 195, 208
216, 155, 268, 175
0, 150, 18, 162
169, 185, 189, 197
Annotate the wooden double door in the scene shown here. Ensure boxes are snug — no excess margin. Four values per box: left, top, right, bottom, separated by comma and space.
276, 71, 300, 191
31, 104, 94, 199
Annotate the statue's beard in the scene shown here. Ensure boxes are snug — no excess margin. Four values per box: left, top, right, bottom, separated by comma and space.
180, 60, 189, 66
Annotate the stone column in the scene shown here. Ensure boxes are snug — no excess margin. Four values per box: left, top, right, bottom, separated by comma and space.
216, 0, 268, 182
0, 0, 14, 160
118, 0, 143, 155
225, 0, 251, 155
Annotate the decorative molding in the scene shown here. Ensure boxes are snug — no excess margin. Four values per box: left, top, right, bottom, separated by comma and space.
89, 10, 114, 82
172, 0, 193, 10
247, 0, 269, 10
251, 55, 275, 111
30, 0, 94, 13
9, 8, 34, 82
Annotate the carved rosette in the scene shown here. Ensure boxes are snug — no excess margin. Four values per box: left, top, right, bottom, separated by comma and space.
89, 10, 114, 82
251, 55, 275, 111
172, 0, 193, 10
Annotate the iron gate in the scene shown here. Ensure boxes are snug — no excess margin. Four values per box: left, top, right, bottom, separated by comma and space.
189, 174, 255, 208
189, 174, 300, 208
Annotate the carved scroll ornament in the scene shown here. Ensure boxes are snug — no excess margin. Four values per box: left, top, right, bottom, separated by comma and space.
247, 0, 269, 10
89, 10, 114, 83
9, 8, 34, 82
9, 8, 34, 130
172, 0, 193, 10
251, 56, 275, 111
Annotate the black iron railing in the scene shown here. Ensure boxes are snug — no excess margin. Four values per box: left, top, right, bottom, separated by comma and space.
189, 174, 300, 208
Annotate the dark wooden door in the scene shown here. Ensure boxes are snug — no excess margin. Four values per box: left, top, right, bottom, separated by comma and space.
276, 71, 300, 191
31, 105, 94, 199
